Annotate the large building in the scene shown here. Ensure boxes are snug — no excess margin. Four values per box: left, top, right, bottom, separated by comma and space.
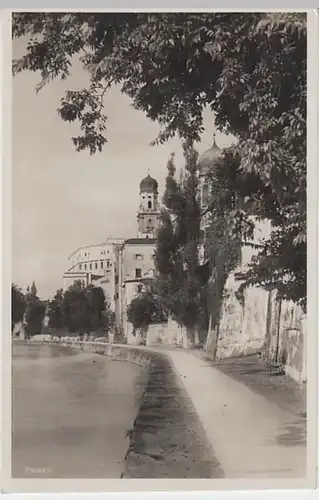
62, 141, 222, 338
63, 173, 160, 334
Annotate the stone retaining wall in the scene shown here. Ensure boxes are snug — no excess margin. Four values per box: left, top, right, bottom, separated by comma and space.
47, 339, 220, 478
50, 339, 154, 368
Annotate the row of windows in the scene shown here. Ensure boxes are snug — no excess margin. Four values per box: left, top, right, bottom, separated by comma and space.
132, 253, 156, 263
80, 249, 110, 258
79, 260, 111, 272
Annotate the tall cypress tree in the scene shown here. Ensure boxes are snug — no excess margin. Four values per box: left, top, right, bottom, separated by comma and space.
154, 142, 202, 345
25, 281, 45, 337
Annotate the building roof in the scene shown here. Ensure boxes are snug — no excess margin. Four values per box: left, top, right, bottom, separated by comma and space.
67, 238, 125, 260
63, 271, 88, 277
198, 135, 222, 176
124, 238, 157, 245
139, 174, 158, 193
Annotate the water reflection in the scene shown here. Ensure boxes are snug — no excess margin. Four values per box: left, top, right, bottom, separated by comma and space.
12, 343, 146, 478
12, 342, 76, 359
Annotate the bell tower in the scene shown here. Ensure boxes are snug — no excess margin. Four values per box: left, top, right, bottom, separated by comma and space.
137, 172, 160, 238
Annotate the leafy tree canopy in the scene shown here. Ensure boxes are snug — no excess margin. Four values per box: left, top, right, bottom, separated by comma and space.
49, 282, 109, 335
13, 12, 306, 307
11, 284, 26, 330
25, 282, 45, 336
47, 288, 64, 332
204, 147, 306, 308
12, 13, 305, 155
127, 282, 167, 331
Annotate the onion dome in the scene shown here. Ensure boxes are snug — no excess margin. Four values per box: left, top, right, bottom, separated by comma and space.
139, 174, 158, 193
198, 134, 222, 176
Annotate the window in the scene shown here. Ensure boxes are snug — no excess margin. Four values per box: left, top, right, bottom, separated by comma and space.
135, 268, 142, 279
134, 253, 143, 260
148, 200, 152, 209
100, 261, 104, 269
79, 264, 82, 271
90, 263, 92, 270
107, 260, 110, 269
84, 264, 87, 271
95, 262, 98, 270
115, 275, 119, 285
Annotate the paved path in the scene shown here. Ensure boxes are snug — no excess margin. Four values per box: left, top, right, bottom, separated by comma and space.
123, 353, 223, 478
146, 347, 307, 480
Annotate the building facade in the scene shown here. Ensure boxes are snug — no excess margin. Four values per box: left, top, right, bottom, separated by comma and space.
63, 238, 124, 308
63, 174, 160, 336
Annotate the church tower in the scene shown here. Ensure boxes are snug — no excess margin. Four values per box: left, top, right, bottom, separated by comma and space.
197, 133, 222, 264
137, 173, 160, 238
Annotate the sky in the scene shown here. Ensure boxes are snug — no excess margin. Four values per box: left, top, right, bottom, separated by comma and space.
12, 37, 235, 300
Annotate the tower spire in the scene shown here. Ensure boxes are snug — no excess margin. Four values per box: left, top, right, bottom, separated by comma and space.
212, 132, 217, 146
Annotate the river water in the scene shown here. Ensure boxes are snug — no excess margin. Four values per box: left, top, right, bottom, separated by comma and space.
12, 342, 147, 478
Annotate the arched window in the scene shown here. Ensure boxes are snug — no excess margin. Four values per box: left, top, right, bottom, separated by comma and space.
148, 200, 152, 209
202, 183, 209, 206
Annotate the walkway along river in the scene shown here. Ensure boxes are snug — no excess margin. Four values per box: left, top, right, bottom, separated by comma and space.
12, 341, 222, 479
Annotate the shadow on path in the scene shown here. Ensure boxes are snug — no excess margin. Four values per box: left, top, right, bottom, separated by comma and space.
123, 353, 224, 478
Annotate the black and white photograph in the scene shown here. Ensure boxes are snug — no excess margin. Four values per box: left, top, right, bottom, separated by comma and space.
3, 8, 317, 493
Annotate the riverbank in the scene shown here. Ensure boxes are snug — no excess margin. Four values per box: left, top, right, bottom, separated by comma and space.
12, 340, 221, 480
16, 340, 310, 485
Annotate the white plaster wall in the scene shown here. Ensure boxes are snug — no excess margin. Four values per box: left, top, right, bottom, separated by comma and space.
240, 285, 269, 352
121, 281, 141, 341
146, 319, 185, 348
122, 243, 156, 282
279, 300, 306, 384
